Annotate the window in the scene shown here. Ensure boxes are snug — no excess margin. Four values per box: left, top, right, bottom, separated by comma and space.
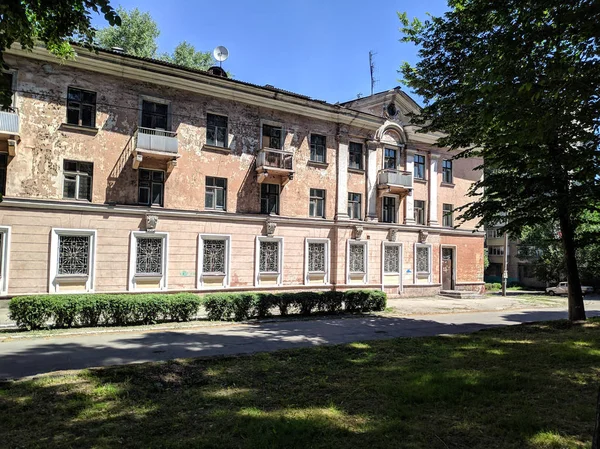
414, 154, 425, 179
63, 160, 93, 201
442, 159, 453, 183
66, 87, 96, 127
443, 203, 453, 227
205, 177, 227, 210
488, 246, 505, 256
50, 228, 97, 293
349, 142, 363, 170
348, 192, 361, 220
262, 124, 283, 149
384, 148, 397, 169
382, 197, 396, 223
308, 243, 326, 272
255, 236, 284, 285
310, 134, 326, 163
206, 113, 228, 147
349, 243, 366, 273
129, 232, 168, 290
305, 238, 330, 284
384, 245, 400, 273
58, 235, 90, 275
260, 241, 279, 273
138, 169, 164, 206
261, 183, 280, 214
487, 228, 502, 239
1, 72, 14, 110
0, 153, 7, 196
414, 200, 426, 225
136, 237, 163, 275
198, 235, 231, 288
0, 226, 10, 295
141, 100, 168, 130
415, 244, 431, 279
309, 188, 325, 218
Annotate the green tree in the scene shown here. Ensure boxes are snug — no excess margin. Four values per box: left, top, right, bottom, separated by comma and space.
399, 1, 600, 321
96, 7, 158, 58
159, 41, 214, 71
0, 0, 120, 108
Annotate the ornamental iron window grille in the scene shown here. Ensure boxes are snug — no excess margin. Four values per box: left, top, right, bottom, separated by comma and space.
384, 148, 397, 170
58, 235, 90, 275
414, 200, 426, 225
205, 176, 227, 210
141, 100, 169, 130
414, 154, 425, 179
308, 242, 326, 272
349, 243, 365, 273
443, 203, 453, 227
259, 241, 279, 273
136, 237, 163, 275
262, 124, 283, 149
384, 245, 400, 273
67, 87, 96, 127
382, 196, 396, 223
310, 134, 326, 163
203, 239, 226, 274
309, 188, 325, 218
63, 160, 93, 201
206, 113, 228, 147
348, 192, 361, 219
349, 142, 363, 170
442, 159, 453, 183
416, 246, 430, 274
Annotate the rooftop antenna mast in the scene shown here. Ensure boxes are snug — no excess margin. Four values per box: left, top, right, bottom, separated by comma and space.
369, 50, 378, 96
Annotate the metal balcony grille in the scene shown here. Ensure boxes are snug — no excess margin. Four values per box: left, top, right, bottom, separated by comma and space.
135, 127, 178, 154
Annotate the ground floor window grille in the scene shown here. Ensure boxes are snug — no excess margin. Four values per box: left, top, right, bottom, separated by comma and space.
203, 239, 226, 274
136, 238, 163, 275
260, 241, 279, 273
384, 245, 400, 273
349, 243, 365, 273
308, 242, 326, 272
58, 235, 90, 275
416, 245, 431, 275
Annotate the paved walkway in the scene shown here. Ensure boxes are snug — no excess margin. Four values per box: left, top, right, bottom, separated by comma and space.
1, 302, 599, 380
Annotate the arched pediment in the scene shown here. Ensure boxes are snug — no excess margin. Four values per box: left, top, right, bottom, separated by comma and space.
375, 121, 407, 146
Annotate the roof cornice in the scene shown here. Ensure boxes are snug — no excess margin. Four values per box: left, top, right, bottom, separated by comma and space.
6, 45, 383, 129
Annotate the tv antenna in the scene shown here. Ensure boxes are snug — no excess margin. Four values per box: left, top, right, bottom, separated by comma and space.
213, 46, 229, 68
369, 50, 378, 96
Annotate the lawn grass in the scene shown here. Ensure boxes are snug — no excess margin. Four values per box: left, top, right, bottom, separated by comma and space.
1, 319, 600, 448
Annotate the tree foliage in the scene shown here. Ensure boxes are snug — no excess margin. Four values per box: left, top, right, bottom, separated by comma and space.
159, 41, 214, 71
399, 1, 600, 320
95, 7, 158, 58
0, 0, 120, 107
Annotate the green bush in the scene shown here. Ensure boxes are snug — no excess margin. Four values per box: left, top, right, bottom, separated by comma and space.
485, 283, 503, 291
343, 289, 387, 312
9, 293, 201, 330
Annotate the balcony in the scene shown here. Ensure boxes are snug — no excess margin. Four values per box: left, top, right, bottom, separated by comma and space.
132, 127, 180, 172
0, 109, 20, 156
256, 148, 294, 185
377, 169, 413, 195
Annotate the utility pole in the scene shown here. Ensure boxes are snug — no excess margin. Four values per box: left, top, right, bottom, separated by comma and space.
502, 232, 509, 296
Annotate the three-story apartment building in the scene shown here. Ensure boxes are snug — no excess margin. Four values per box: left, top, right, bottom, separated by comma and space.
0, 45, 484, 297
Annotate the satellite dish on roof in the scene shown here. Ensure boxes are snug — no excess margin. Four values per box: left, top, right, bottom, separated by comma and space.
213, 46, 229, 63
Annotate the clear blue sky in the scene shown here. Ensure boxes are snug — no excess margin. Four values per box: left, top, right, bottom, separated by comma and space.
94, 0, 449, 104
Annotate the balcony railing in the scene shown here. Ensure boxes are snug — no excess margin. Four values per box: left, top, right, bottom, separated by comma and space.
256, 148, 294, 171
0, 108, 19, 136
134, 127, 178, 154
378, 169, 413, 189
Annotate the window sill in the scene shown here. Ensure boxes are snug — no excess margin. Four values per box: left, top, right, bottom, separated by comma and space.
60, 123, 99, 135
134, 274, 163, 279
56, 274, 89, 281
307, 161, 329, 169
202, 273, 226, 277
204, 208, 227, 213
441, 182, 455, 188
348, 168, 365, 175
203, 144, 232, 154
414, 178, 427, 184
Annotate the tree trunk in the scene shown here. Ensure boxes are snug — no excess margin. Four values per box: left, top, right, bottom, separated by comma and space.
558, 208, 586, 321
593, 386, 600, 449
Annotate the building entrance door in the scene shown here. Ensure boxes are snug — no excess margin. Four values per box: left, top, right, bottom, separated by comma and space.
442, 247, 455, 290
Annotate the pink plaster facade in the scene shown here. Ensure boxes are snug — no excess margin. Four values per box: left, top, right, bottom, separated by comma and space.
0, 46, 484, 297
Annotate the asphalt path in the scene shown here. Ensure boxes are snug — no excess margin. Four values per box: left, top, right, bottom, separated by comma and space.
1, 306, 599, 380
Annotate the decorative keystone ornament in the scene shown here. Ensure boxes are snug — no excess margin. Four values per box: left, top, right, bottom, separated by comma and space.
388, 228, 398, 242
353, 225, 364, 240
265, 220, 277, 237
418, 229, 428, 243
145, 214, 159, 232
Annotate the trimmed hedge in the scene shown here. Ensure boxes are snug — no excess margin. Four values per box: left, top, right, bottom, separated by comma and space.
9, 293, 202, 330
202, 290, 386, 321
9, 289, 387, 330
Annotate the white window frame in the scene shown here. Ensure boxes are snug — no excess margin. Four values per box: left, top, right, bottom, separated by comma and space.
63, 159, 93, 201
255, 236, 284, 286
304, 238, 330, 285
129, 231, 169, 291
414, 243, 433, 284
0, 226, 11, 295
381, 241, 403, 289
381, 194, 399, 223
205, 112, 229, 148
49, 228, 97, 293
309, 132, 327, 163
197, 234, 231, 289
346, 239, 368, 284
